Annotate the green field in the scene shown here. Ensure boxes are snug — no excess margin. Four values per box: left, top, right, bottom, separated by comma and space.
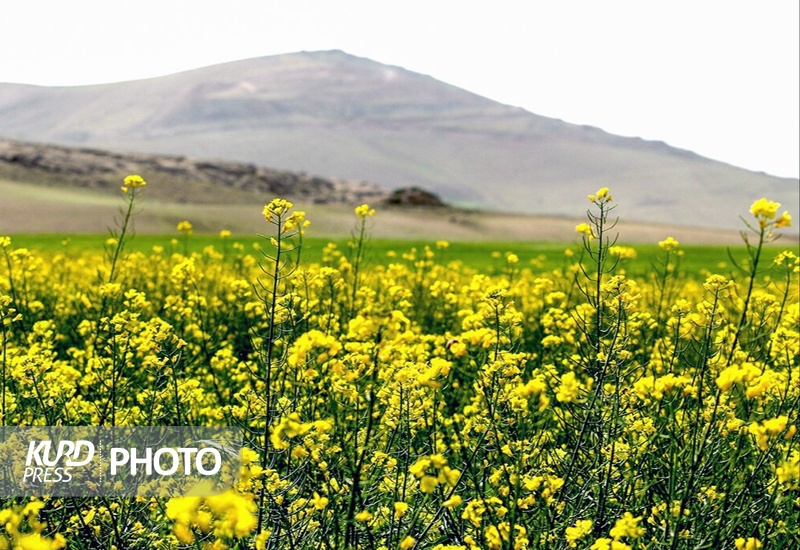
7, 233, 796, 278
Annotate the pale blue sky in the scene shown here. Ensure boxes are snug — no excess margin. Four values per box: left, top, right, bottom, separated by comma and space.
1, 0, 797, 178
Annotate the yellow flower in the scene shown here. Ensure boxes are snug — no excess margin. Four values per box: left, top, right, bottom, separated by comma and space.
438, 466, 461, 487
749, 197, 780, 219
284, 210, 310, 233
312, 492, 329, 510
575, 223, 594, 239
355, 203, 376, 218
556, 371, 581, 403
173, 522, 195, 544
591, 538, 631, 550
775, 211, 792, 228
409, 456, 431, 478
355, 510, 372, 522
776, 451, 800, 487
589, 187, 612, 204
763, 416, 791, 435
263, 198, 294, 220
420, 475, 439, 493
166, 496, 202, 525
122, 174, 147, 191
400, 536, 416, 549
484, 525, 503, 549
735, 537, 762, 550
747, 416, 793, 451
609, 512, 644, 540
773, 250, 798, 267
219, 229, 232, 238
394, 502, 410, 518
166, 491, 257, 542
703, 274, 731, 293
658, 236, 680, 251
443, 494, 463, 508
16, 532, 68, 550
204, 491, 258, 538
256, 531, 271, 550
609, 245, 637, 260
565, 519, 593, 547
176, 220, 193, 234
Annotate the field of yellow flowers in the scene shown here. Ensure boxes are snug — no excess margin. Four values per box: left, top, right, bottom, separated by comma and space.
0, 177, 798, 550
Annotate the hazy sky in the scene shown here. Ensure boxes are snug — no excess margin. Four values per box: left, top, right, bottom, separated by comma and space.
1, 0, 798, 178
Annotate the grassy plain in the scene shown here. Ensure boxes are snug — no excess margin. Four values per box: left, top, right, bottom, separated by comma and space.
3, 175, 787, 245
6, 233, 793, 277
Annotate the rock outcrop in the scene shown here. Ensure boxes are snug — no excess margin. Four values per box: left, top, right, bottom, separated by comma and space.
0, 139, 389, 205
384, 187, 447, 207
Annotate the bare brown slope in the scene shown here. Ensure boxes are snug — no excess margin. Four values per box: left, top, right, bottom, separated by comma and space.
0, 141, 794, 244
1, 177, 766, 246
0, 50, 796, 229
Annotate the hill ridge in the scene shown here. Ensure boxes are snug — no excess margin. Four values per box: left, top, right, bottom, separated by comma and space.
0, 50, 796, 229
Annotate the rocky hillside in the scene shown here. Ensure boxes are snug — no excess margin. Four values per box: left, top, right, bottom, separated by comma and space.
0, 139, 388, 206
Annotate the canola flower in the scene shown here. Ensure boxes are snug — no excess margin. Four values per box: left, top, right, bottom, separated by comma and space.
165, 490, 257, 545
263, 198, 294, 220
0, 182, 797, 548
565, 519, 593, 547
176, 220, 193, 234
589, 186, 612, 204
609, 512, 645, 540
749, 197, 792, 230
575, 222, 594, 238
658, 236, 680, 251
120, 173, 146, 192
0, 501, 66, 550
354, 203, 376, 219
735, 537, 762, 550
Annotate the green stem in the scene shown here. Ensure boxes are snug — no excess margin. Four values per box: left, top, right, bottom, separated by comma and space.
108, 188, 137, 284
256, 213, 284, 536
725, 228, 765, 366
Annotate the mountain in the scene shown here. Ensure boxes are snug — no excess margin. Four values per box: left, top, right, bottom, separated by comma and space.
0, 49, 796, 230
